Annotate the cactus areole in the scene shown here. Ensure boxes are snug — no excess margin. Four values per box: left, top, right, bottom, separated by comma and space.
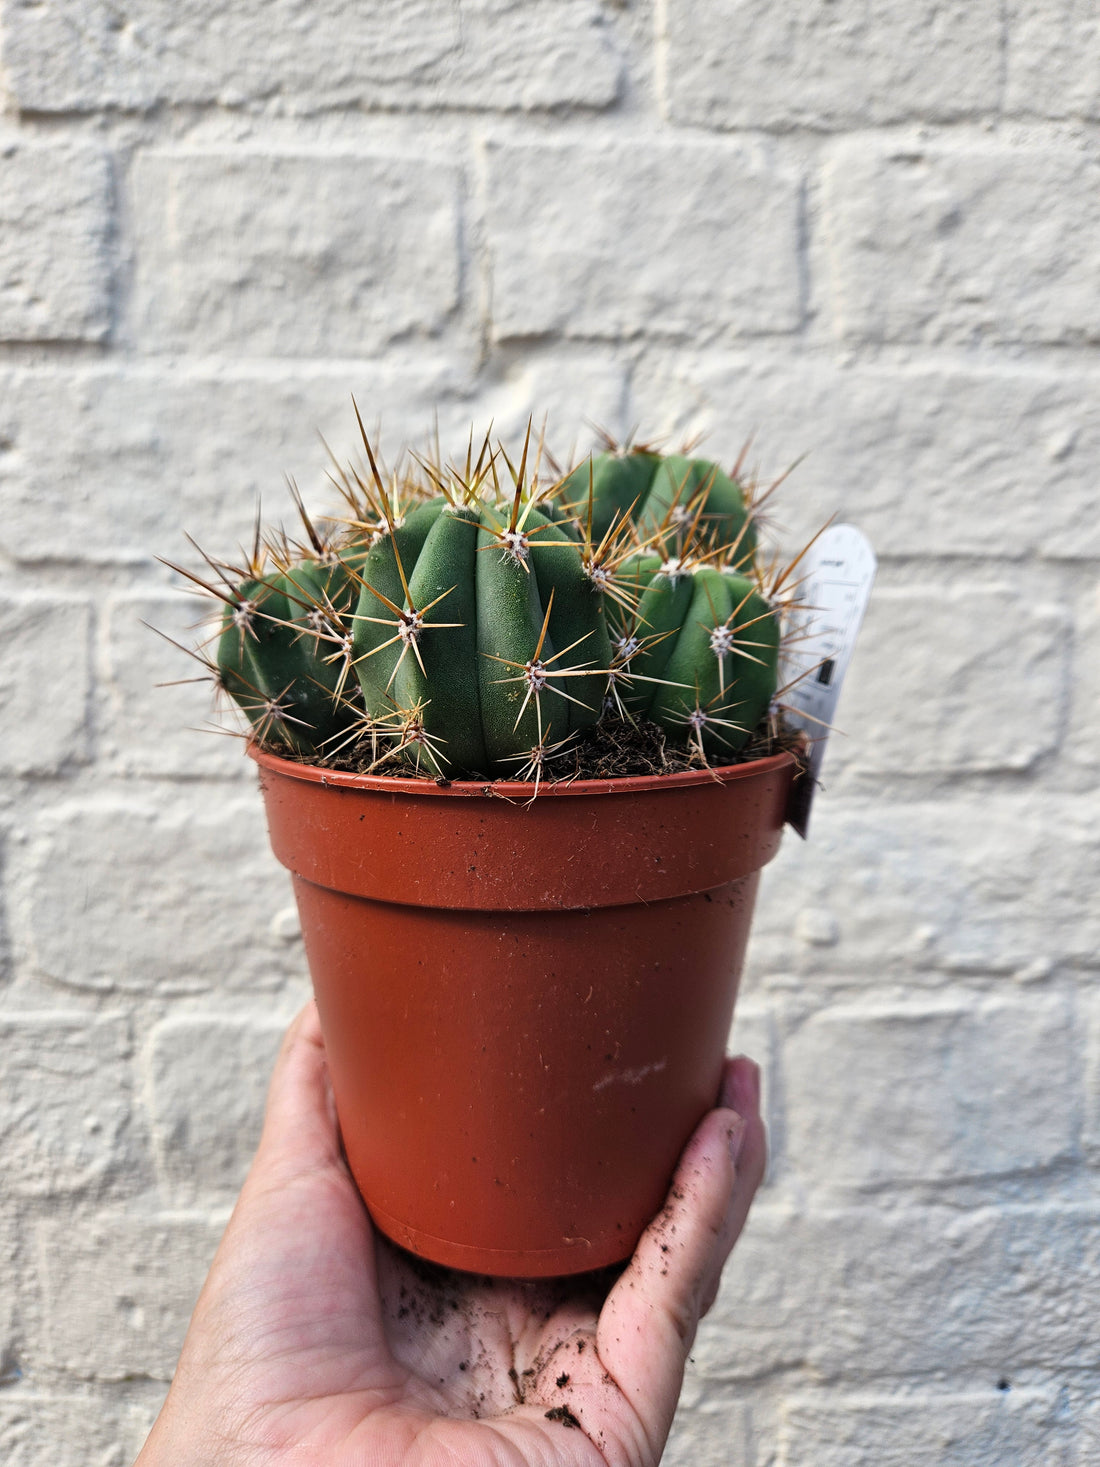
180, 418, 810, 1275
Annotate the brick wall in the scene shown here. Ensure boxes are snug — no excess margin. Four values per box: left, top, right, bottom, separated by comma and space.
0, 3, 1096, 1462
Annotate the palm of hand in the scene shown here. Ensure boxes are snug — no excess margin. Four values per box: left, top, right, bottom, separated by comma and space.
140, 1007, 764, 1467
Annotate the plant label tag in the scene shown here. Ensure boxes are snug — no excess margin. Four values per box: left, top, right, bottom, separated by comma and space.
779, 524, 876, 838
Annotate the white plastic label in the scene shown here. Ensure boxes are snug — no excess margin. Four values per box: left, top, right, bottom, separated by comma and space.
778, 524, 877, 838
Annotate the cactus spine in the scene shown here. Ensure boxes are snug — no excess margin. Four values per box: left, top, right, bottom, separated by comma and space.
559, 443, 756, 567
188, 417, 789, 782
350, 501, 611, 776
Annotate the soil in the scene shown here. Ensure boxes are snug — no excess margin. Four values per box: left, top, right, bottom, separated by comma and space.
272, 714, 810, 787
545, 1405, 582, 1428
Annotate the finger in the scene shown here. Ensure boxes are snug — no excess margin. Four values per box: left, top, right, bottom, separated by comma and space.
595, 1073, 765, 1454
249, 1000, 345, 1188
699, 1059, 766, 1317
216, 1001, 378, 1296
719, 1051, 761, 1118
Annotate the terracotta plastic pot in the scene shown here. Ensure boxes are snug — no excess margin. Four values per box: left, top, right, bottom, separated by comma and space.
252, 746, 796, 1278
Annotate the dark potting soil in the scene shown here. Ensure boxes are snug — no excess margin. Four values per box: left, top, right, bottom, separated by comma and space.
270, 714, 810, 787
545, 1404, 582, 1429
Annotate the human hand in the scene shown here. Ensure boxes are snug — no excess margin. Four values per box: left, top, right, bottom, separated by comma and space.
137, 1002, 766, 1466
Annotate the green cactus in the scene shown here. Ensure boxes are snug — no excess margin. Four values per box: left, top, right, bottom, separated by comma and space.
216, 555, 362, 755
607, 558, 779, 756
559, 445, 756, 568
196, 417, 785, 781
350, 493, 612, 776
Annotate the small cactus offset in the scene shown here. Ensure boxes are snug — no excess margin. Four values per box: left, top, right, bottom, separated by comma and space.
213, 508, 369, 756
172, 414, 802, 784
558, 435, 757, 562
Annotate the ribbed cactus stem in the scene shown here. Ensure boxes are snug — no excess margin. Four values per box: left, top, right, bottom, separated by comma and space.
201, 420, 786, 781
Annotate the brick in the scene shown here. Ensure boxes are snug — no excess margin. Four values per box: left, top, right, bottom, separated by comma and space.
746, 792, 1100, 980
148, 1016, 285, 1202
830, 586, 1070, 777
1086, 992, 1100, 1159
0, 143, 111, 343
1006, 1, 1100, 120
450, 1, 620, 111
101, 592, 249, 779
1081, 1399, 1100, 1466
24, 795, 297, 993
0, 596, 91, 774
665, 1391, 751, 1467
129, 1398, 164, 1460
627, 355, 1100, 561
695, 1203, 1100, 1380
0, 1396, 151, 1467
130, 150, 461, 355
0, 363, 470, 565
36, 1213, 221, 1380
782, 995, 1077, 1188
0, 1015, 136, 1197
1067, 581, 1100, 771
0, 885, 11, 985
1, 0, 618, 113
777, 1389, 1065, 1467
484, 140, 802, 342
662, 0, 1001, 129
1, 0, 455, 109
0, 1210, 17, 1376
823, 142, 1100, 346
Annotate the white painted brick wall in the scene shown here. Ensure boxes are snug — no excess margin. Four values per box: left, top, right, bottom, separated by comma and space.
483, 138, 803, 340
0, 3, 1095, 1462
146, 1016, 285, 1204
659, 1, 1005, 128
1, 0, 621, 113
130, 150, 464, 354
0, 142, 113, 342
34, 1215, 226, 1382
823, 141, 1100, 346
776, 1388, 1066, 1466
0, 597, 91, 775
0, 1015, 136, 1198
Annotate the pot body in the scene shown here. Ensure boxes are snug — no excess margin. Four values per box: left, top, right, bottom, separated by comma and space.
253, 749, 796, 1277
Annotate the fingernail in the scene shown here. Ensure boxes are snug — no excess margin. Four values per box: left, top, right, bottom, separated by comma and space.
727, 1116, 746, 1165
748, 1061, 761, 1110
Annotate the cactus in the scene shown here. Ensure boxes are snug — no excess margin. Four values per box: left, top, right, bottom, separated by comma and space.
558, 440, 757, 568
179, 416, 792, 783
608, 556, 780, 758
348, 499, 612, 777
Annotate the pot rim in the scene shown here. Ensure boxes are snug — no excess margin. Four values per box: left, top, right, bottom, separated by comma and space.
249, 742, 798, 800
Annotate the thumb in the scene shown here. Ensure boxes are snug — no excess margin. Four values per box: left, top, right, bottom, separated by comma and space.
595, 1058, 766, 1455
247, 999, 345, 1189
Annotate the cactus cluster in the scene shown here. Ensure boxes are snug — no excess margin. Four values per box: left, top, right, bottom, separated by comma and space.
176, 415, 798, 784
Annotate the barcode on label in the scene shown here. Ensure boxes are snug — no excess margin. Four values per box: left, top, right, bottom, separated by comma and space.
778, 525, 876, 837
